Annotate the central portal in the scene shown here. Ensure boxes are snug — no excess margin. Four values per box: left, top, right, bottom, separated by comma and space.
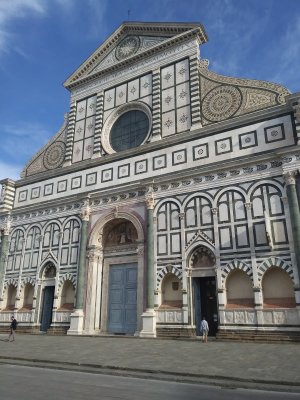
108, 263, 137, 334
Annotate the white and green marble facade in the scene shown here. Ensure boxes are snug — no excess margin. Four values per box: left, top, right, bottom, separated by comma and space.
0, 22, 300, 336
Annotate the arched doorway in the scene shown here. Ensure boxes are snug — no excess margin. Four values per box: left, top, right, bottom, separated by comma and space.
189, 246, 218, 336
87, 211, 145, 335
103, 219, 138, 334
40, 262, 56, 332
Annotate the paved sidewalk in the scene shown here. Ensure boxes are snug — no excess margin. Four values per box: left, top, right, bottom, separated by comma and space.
0, 334, 299, 391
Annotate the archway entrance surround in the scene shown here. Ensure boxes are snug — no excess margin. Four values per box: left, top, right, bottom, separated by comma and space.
85, 209, 145, 335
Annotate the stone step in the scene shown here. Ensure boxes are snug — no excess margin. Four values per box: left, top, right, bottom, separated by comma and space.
216, 330, 300, 343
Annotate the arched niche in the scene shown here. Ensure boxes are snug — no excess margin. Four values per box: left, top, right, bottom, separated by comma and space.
5, 284, 17, 311
160, 273, 182, 309
22, 283, 34, 310
262, 267, 296, 308
225, 270, 254, 308
59, 281, 75, 310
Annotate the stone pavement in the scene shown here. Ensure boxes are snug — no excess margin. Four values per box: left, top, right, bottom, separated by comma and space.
0, 334, 299, 392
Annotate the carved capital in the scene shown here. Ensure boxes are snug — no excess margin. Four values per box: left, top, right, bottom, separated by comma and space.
211, 207, 218, 215
3, 217, 11, 236
281, 196, 288, 204
283, 171, 297, 186
80, 197, 91, 221
145, 194, 155, 210
179, 213, 185, 220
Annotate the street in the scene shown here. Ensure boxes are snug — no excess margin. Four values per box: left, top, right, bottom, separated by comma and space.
0, 364, 298, 400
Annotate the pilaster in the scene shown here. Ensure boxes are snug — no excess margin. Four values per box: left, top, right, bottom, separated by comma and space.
68, 197, 90, 335
140, 192, 156, 338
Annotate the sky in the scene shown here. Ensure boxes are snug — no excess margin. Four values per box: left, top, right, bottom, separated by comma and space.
0, 0, 299, 181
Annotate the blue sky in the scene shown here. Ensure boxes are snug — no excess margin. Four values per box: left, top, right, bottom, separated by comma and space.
0, 0, 299, 181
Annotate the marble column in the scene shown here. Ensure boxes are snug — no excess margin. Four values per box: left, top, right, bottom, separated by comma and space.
140, 193, 156, 338
68, 199, 90, 335
284, 171, 300, 279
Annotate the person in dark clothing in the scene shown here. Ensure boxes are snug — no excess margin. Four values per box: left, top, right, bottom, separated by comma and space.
8, 316, 17, 342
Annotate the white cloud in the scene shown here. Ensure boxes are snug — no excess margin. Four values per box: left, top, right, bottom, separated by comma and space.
0, 161, 22, 181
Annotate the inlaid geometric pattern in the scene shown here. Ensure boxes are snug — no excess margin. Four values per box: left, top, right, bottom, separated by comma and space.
44, 183, 54, 196
86, 172, 97, 186
153, 154, 167, 170
264, 123, 285, 143
71, 176, 82, 190
135, 160, 148, 174
118, 164, 130, 178
215, 137, 232, 155
172, 149, 187, 165
193, 143, 209, 160
239, 131, 257, 149
57, 180, 67, 193
102, 168, 113, 182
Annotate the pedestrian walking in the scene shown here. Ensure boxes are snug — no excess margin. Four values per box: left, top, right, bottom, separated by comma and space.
200, 316, 209, 343
8, 316, 17, 342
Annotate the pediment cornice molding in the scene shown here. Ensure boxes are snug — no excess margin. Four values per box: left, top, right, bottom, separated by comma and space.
64, 22, 207, 90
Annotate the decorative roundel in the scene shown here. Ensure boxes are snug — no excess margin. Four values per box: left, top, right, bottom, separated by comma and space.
115, 36, 140, 61
43, 141, 66, 170
202, 85, 242, 122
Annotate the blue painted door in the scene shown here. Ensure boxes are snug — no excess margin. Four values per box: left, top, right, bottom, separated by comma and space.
40, 286, 55, 332
108, 263, 137, 334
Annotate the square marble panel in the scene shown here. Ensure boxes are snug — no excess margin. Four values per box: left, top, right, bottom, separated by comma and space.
193, 143, 209, 160
84, 116, 95, 138
153, 154, 167, 170
162, 87, 175, 113
176, 82, 190, 108
118, 164, 130, 178
162, 110, 176, 137
264, 123, 285, 143
135, 160, 148, 174
239, 131, 257, 149
175, 59, 189, 84
86, 172, 97, 186
76, 99, 87, 121
44, 183, 54, 196
161, 64, 175, 89
86, 95, 97, 117
57, 180, 67, 193
215, 137, 232, 155
72, 140, 83, 163
140, 74, 152, 97
172, 149, 187, 165
176, 105, 191, 133
104, 88, 115, 110
83, 137, 94, 160
18, 190, 28, 202
31, 186, 41, 199
128, 79, 139, 102
71, 176, 82, 190
102, 168, 113, 182
74, 120, 85, 141
115, 83, 127, 106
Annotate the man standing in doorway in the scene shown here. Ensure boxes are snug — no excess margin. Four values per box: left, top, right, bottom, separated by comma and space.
200, 316, 209, 343
8, 316, 17, 342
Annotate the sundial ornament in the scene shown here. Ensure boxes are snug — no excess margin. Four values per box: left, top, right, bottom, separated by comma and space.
115, 36, 140, 61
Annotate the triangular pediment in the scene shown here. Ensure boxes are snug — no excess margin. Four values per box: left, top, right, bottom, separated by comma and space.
64, 22, 207, 89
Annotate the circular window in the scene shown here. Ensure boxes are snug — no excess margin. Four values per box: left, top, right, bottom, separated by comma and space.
110, 110, 149, 152
101, 102, 152, 154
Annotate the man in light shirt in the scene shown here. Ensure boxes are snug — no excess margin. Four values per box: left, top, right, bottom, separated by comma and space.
200, 317, 209, 343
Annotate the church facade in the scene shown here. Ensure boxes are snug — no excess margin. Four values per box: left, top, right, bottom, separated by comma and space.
0, 22, 300, 338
